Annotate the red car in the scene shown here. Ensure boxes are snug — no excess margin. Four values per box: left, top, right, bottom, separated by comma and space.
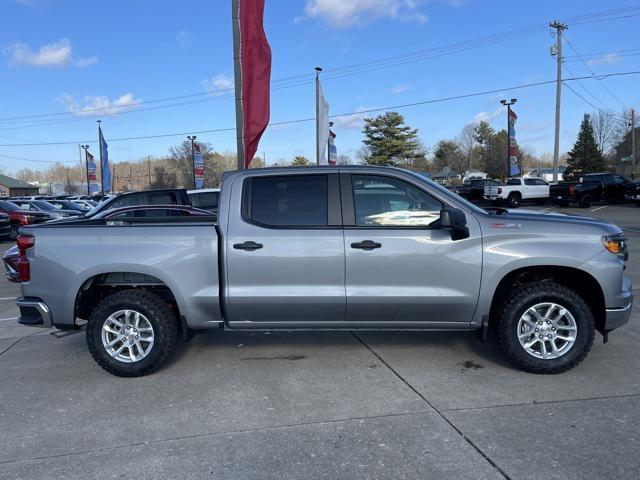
0, 200, 50, 240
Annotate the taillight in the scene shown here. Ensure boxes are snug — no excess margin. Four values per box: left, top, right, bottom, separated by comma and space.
497, 187, 502, 194
16, 234, 34, 282
568, 186, 575, 195
17, 214, 29, 225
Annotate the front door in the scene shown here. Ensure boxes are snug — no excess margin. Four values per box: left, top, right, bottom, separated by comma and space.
342, 173, 482, 326
224, 173, 345, 326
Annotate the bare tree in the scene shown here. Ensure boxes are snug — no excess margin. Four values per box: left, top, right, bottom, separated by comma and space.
590, 110, 619, 155
457, 123, 480, 173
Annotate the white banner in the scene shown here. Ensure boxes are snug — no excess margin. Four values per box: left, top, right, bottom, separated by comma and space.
316, 77, 329, 165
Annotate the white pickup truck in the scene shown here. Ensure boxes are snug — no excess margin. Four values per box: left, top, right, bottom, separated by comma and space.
484, 177, 550, 208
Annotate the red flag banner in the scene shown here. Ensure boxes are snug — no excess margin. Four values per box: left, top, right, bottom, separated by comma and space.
239, 0, 271, 168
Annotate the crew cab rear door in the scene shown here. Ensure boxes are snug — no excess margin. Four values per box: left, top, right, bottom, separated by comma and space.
340, 172, 482, 326
224, 172, 345, 326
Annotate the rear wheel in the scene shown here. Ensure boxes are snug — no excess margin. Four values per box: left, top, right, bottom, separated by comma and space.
507, 192, 521, 208
496, 281, 594, 374
579, 196, 592, 208
86, 290, 178, 377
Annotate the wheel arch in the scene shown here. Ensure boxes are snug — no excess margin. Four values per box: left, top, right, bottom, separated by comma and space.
488, 265, 605, 332
74, 271, 185, 326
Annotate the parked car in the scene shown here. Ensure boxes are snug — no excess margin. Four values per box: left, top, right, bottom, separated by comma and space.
551, 173, 638, 208
0, 212, 10, 239
626, 182, 640, 206
484, 177, 550, 208
71, 199, 99, 211
93, 205, 214, 221
11, 166, 631, 377
453, 179, 499, 202
85, 189, 190, 217
45, 199, 86, 213
187, 188, 220, 213
10, 200, 83, 220
0, 200, 50, 239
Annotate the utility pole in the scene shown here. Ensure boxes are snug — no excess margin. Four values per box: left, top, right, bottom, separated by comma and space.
187, 135, 197, 189
500, 98, 517, 179
550, 20, 567, 183
632, 109, 637, 177
147, 155, 151, 188
97, 119, 104, 196
65, 168, 70, 195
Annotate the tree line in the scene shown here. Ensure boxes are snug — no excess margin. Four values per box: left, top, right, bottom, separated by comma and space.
13, 108, 638, 190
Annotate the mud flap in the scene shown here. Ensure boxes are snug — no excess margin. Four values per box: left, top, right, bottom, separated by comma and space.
477, 315, 490, 343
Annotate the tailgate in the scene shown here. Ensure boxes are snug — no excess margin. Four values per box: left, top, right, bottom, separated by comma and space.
484, 186, 500, 196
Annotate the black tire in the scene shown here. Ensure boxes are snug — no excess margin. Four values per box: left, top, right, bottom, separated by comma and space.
86, 289, 178, 377
579, 196, 592, 208
9, 223, 19, 240
506, 192, 521, 208
496, 281, 595, 374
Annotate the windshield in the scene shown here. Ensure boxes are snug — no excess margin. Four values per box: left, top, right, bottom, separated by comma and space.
55, 201, 83, 211
0, 200, 21, 212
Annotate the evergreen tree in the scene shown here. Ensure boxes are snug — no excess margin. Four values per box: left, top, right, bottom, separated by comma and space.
565, 114, 606, 179
361, 112, 420, 166
291, 155, 310, 166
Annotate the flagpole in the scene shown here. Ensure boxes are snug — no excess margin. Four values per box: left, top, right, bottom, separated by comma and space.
97, 120, 104, 196
82, 145, 90, 196
232, 0, 244, 170
315, 67, 322, 166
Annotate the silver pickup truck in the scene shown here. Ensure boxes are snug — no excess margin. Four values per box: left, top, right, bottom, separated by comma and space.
13, 166, 632, 377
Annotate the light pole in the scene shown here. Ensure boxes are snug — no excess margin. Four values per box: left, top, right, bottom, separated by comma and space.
500, 98, 517, 179
187, 135, 197, 189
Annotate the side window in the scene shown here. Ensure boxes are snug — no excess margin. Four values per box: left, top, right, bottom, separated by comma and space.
148, 192, 179, 205
507, 178, 521, 185
524, 178, 536, 186
352, 175, 443, 227
109, 195, 142, 209
246, 175, 328, 227
611, 175, 626, 184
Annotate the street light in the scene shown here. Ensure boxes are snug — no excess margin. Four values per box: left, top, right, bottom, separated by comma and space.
500, 98, 517, 179
187, 135, 197, 189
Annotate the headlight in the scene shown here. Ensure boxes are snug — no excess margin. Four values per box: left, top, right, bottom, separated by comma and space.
602, 235, 628, 260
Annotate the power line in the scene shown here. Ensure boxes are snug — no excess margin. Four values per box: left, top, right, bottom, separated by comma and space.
562, 62, 613, 111
0, 152, 76, 164
1, 70, 639, 149
1, 4, 639, 127
563, 34, 627, 108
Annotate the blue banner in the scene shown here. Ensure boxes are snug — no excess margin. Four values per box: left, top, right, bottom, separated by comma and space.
99, 127, 112, 193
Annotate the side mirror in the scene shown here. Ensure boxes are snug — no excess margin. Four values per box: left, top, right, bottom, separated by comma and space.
439, 208, 469, 240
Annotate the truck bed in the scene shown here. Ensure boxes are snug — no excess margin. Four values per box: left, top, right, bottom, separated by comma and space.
21, 219, 222, 330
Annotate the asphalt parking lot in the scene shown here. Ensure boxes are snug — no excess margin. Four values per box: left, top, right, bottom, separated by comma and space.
1, 203, 639, 479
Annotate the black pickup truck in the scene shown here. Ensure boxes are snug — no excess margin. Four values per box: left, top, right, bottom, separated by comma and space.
550, 173, 638, 208
453, 178, 498, 202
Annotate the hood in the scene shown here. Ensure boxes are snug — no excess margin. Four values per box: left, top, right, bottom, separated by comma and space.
483, 208, 621, 234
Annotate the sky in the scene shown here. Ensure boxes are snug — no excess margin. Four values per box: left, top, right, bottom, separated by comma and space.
0, 0, 639, 174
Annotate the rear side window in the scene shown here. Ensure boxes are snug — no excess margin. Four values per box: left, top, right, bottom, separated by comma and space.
524, 178, 536, 185
246, 175, 328, 227
507, 178, 521, 185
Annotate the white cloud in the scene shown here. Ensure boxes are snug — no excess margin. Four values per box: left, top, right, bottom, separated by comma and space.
474, 107, 504, 124
333, 106, 375, 129
390, 84, 408, 94
303, 0, 428, 28
203, 74, 234, 95
176, 30, 194, 48
56, 93, 142, 117
3, 38, 97, 68
586, 52, 622, 68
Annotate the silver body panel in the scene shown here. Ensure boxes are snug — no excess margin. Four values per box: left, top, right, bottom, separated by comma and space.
19, 165, 632, 334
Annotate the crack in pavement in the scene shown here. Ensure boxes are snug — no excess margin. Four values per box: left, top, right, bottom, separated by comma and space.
350, 332, 512, 480
440, 392, 640, 413
0, 410, 435, 467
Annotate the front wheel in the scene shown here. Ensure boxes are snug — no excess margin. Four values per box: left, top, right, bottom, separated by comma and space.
579, 196, 592, 208
86, 290, 178, 377
496, 281, 594, 374
9, 223, 19, 240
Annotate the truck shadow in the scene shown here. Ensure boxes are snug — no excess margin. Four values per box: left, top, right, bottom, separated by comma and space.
167, 328, 514, 371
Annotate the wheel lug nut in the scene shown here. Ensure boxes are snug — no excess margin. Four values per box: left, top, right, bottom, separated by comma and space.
535, 328, 539, 332
538, 321, 542, 325
539, 335, 543, 339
